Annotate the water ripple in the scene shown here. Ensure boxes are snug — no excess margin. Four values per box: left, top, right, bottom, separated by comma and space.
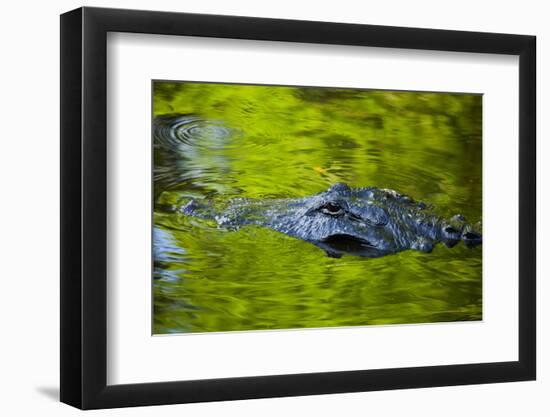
154, 114, 236, 153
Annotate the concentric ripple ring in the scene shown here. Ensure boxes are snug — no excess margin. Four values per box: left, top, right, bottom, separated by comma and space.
154, 114, 235, 153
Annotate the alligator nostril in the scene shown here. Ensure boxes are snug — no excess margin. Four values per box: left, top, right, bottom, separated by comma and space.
444, 226, 459, 234
463, 231, 482, 248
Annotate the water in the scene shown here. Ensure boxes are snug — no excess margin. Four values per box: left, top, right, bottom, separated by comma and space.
153, 82, 482, 334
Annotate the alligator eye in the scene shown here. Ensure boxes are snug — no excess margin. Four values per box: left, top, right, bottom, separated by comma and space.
320, 202, 344, 216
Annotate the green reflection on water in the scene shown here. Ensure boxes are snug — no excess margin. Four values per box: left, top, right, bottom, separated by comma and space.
153, 81, 482, 334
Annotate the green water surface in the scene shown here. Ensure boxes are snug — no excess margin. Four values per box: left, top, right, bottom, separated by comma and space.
153, 81, 482, 334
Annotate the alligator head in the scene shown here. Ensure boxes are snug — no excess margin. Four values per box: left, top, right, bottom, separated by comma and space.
181, 183, 482, 258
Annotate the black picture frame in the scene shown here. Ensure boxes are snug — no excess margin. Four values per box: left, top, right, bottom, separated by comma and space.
60, 6, 536, 410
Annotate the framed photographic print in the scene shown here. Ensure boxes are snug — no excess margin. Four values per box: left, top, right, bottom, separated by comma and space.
60, 6, 536, 409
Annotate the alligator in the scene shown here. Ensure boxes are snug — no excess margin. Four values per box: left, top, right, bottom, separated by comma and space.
180, 183, 482, 258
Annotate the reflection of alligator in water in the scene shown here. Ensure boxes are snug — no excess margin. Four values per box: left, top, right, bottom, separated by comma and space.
181, 183, 482, 258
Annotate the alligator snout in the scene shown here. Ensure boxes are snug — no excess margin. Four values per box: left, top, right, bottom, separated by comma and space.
440, 216, 482, 248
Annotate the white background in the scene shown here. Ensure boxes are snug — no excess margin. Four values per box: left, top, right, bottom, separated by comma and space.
108, 34, 518, 384
0, 0, 546, 416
